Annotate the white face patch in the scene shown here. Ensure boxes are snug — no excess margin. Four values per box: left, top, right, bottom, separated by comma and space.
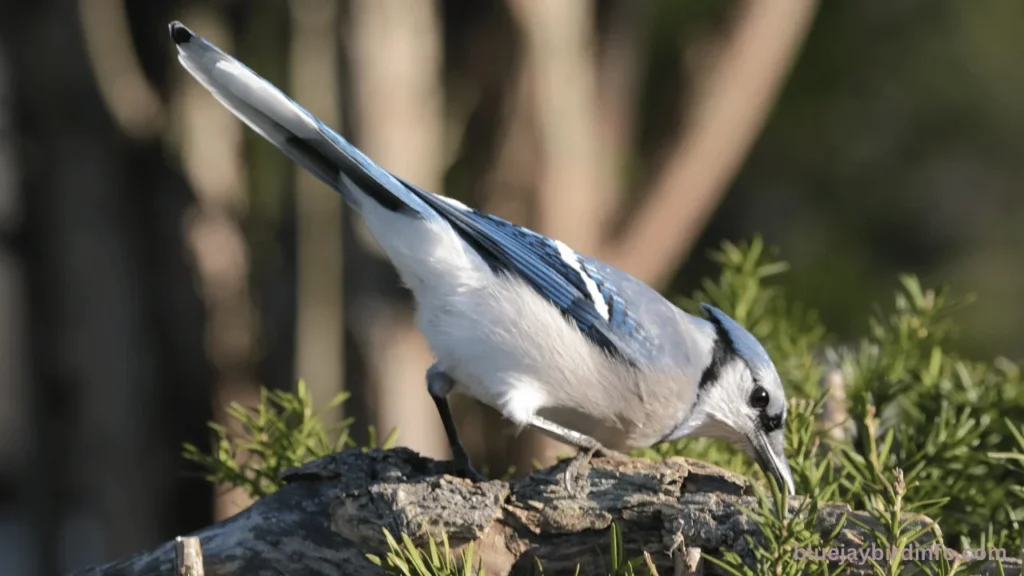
553, 239, 610, 321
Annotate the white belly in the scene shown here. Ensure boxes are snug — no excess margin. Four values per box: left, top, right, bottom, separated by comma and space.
360, 201, 621, 429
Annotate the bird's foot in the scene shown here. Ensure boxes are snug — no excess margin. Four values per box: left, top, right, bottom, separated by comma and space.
563, 446, 599, 496
563, 445, 632, 496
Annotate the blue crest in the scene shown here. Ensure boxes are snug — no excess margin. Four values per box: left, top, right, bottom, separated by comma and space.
700, 303, 776, 372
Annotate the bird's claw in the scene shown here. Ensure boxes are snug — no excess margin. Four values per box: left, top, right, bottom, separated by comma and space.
563, 445, 633, 496
563, 446, 599, 496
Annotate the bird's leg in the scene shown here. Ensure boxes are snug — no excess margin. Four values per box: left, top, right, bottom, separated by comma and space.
427, 364, 485, 482
526, 415, 626, 496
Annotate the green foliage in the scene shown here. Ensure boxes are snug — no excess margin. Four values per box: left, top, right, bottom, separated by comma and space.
704, 475, 847, 576
372, 522, 661, 576
603, 522, 660, 576
647, 236, 1024, 572
182, 379, 397, 499
989, 418, 1024, 503
849, 467, 955, 576
366, 529, 483, 576
831, 274, 1024, 550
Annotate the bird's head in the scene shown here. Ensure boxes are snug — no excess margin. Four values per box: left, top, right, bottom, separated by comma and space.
670, 303, 795, 496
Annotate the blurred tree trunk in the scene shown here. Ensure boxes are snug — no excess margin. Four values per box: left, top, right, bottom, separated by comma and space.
120, 0, 217, 545
240, 1, 296, 396
4, 0, 214, 572
290, 0, 345, 428
171, 5, 257, 522
0, 40, 30, 576
347, 0, 448, 460
603, 0, 820, 286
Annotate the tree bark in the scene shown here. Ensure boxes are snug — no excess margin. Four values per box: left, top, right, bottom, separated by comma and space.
71, 448, 1010, 576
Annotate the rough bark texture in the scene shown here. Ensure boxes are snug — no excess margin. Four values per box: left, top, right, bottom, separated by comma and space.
73, 448, 1020, 576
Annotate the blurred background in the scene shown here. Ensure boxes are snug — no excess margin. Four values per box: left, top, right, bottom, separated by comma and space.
1, 0, 1023, 574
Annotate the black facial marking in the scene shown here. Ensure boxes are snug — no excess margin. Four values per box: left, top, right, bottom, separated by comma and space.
759, 411, 783, 434
655, 314, 739, 444
697, 312, 736, 391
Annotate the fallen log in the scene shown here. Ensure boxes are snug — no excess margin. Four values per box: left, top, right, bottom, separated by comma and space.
72, 447, 1020, 575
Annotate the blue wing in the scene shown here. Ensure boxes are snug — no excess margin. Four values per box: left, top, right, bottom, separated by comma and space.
400, 181, 657, 364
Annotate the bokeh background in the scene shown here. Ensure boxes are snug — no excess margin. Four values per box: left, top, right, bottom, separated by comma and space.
1, 0, 1022, 574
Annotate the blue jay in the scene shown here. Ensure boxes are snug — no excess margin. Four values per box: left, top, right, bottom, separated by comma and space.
169, 22, 795, 497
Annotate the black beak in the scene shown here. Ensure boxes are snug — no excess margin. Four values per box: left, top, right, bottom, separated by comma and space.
750, 429, 795, 496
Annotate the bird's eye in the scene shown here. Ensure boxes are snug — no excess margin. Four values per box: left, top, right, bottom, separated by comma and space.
749, 386, 769, 409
